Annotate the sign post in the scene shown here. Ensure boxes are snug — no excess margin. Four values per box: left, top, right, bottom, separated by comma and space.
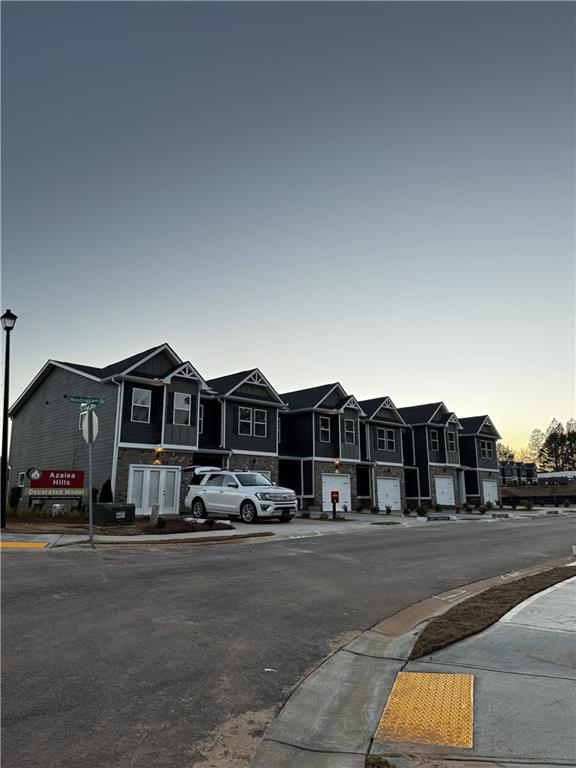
81, 407, 99, 548
331, 490, 339, 520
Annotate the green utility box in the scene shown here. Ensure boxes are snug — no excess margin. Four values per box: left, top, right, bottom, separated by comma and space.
92, 503, 136, 526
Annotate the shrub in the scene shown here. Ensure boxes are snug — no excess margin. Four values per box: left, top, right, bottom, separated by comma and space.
99, 479, 114, 503
385, 505, 392, 515
478, 505, 487, 514
434, 503, 443, 513
319, 511, 329, 520
485, 501, 494, 510
416, 506, 428, 517
520, 499, 534, 510
8, 485, 22, 510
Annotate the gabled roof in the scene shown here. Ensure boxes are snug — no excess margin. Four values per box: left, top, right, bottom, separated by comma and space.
335, 395, 367, 416
280, 383, 341, 411
358, 396, 406, 424
459, 415, 502, 439
207, 368, 285, 405
397, 402, 445, 425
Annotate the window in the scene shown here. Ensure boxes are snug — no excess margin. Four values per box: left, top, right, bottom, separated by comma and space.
254, 409, 267, 438
131, 388, 151, 423
386, 429, 396, 452
480, 440, 493, 459
199, 404, 204, 434
447, 432, 456, 452
18, 472, 25, 487
376, 427, 386, 450
344, 419, 356, 445
173, 392, 191, 426
429, 429, 439, 451
237, 473, 273, 487
238, 407, 252, 435
319, 416, 331, 443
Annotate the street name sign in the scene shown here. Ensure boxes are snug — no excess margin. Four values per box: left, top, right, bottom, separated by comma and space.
69, 396, 105, 405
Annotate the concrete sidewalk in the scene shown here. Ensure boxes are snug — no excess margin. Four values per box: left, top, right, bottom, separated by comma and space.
252, 565, 576, 768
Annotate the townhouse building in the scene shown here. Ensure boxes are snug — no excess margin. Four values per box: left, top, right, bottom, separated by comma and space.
458, 416, 501, 504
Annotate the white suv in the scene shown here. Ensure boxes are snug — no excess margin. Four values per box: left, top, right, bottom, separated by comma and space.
184, 470, 297, 523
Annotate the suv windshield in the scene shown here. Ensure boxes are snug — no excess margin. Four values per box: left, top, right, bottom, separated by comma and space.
236, 473, 273, 487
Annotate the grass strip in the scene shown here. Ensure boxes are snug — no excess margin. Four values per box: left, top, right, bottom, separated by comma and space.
409, 566, 573, 660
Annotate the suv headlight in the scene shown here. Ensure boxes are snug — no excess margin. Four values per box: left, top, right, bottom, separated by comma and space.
256, 492, 275, 501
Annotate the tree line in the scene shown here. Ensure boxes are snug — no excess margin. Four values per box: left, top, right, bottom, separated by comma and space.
497, 418, 576, 472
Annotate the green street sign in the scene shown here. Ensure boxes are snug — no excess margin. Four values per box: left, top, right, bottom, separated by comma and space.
69, 396, 106, 406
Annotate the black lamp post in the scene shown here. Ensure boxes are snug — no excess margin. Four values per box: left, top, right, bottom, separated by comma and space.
1, 309, 17, 529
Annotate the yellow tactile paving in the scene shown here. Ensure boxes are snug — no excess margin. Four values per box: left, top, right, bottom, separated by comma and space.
0, 541, 47, 549
375, 671, 474, 749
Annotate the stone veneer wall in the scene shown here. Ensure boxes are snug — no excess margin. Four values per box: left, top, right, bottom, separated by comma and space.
373, 465, 406, 510
115, 447, 196, 510
228, 454, 279, 484
428, 465, 462, 506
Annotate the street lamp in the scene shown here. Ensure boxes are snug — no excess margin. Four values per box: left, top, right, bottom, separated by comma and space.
1, 309, 17, 529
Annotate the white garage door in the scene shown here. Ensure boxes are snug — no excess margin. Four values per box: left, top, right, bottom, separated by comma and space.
482, 480, 499, 504
377, 477, 402, 511
435, 476, 455, 506
321, 474, 352, 512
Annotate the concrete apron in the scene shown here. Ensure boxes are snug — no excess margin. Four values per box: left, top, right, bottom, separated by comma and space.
250, 556, 575, 768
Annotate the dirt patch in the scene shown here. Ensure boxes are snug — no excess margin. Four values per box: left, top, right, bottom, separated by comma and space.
410, 566, 573, 660
192, 707, 276, 768
371, 521, 401, 526
5, 517, 234, 536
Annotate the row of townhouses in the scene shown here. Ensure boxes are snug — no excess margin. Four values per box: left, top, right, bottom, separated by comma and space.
500, 461, 538, 486
8, 343, 502, 515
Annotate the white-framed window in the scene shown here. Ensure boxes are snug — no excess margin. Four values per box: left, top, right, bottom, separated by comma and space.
376, 427, 386, 450
447, 431, 457, 452
18, 472, 25, 487
319, 416, 331, 443
480, 440, 493, 459
254, 409, 267, 438
429, 429, 439, 451
344, 419, 356, 444
199, 404, 204, 434
386, 429, 396, 452
238, 407, 252, 436
131, 387, 151, 423
173, 392, 191, 426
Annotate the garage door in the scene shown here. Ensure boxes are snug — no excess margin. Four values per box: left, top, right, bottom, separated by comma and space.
482, 479, 499, 504
435, 476, 455, 506
377, 477, 402, 511
321, 474, 352, 512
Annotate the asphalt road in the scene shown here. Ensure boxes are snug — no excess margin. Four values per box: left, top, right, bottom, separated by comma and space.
2, 517, 574, 768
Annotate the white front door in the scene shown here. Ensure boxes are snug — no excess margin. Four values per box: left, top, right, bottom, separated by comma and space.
482, 479, 499, 504
377, 477, 402, 510
435, 476, 455, 505
128, 465, 181, 516
321, 473, 352, 512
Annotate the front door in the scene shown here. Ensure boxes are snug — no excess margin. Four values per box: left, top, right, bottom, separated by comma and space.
128, 465, 181, 516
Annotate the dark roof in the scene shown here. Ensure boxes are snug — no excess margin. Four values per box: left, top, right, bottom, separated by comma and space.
280, 383, 339, 410
397, 402, 443, 424
459, 416, 487, 434
54, 345, 171, 380
207, 370, 255, 395
358, 397, 395, 418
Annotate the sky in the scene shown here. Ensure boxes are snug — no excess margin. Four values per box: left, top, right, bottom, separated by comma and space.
1, 1, 574, 451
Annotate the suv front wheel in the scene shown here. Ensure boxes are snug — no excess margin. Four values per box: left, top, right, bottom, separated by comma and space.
191, 499, 206, 519
240, 501, 258, 524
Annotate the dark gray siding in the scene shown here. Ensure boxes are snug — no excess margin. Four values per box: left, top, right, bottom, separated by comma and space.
319, 388, 344, 409
465, 469, 479, 496
132, 351, 176, 378
427, 426, 444, 463
302, 460, 313, 496
459, 436, 477, 467
369, 423, 403, 464
360, 422, 368, 461
314, 413, 338, 458
120, 383, 162, 444
374, 406, 403, 425
476, 437, 498, 470
445, 428, 460, 465
234, 382, 279, 403
413, 428, 430, 496
224, 400, 278, 453
9, 367, 117, 497
339, 408, 361, 461
279, 412, 312, 457
163, 379, 199, 447
198, 398, 221, 449
402, 430, 415, 466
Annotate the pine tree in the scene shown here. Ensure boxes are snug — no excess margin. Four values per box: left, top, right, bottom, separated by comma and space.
538, 420, 566, 471
497, 442, 515, 462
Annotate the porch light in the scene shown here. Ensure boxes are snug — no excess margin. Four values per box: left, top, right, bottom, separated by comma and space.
153, 446, 163, 465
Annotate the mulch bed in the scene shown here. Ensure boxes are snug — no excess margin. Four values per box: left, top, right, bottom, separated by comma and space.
409, 566, 573, 660
4, 516, 234, 536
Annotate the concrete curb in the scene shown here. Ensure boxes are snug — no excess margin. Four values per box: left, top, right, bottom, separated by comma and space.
50, 530, 276, 548
250, 555, 574, 768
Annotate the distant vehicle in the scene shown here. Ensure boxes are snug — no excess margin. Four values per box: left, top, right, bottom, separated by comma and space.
184, 469, 297, 523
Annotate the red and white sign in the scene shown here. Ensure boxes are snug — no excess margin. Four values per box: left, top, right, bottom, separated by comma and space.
28, 470, 85, 496
331, 490, 340, 504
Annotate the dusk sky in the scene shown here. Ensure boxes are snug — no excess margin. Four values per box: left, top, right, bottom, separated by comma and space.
1, 1, 574, 450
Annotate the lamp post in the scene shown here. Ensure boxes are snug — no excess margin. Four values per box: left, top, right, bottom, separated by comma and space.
1, 309, 17, 529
